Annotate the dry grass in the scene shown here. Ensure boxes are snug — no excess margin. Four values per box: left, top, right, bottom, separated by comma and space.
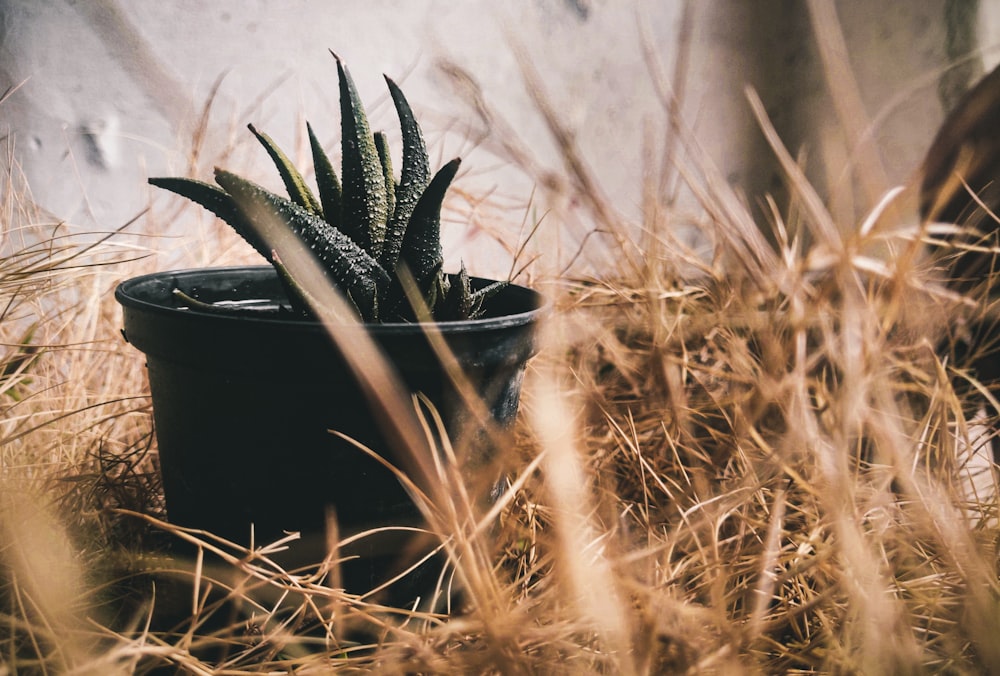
4, 10, 1000, 675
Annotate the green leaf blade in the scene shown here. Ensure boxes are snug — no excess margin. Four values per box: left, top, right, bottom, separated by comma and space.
467, 279, 508, 319
148, 176, 271, 261
373, 131, 396, 258
381, 75, 430, 274
308, 122, 343, 233
248, 124, 322, 215
441, 263, 473, 320
400, 157, 460, 288
215, 168, 389, 321
335, 52, 388, 257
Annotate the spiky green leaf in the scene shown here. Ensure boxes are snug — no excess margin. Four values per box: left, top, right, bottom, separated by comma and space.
334, 51, 387, 256
442, 263, 473, 320
215, 168, 389, 321
438, 265, 506, 320
372, 131, 396, 259
400, 157, 460, 287
373, 131, 395, 257
272, 250, 363, 320
467, 279, 508, 319
248, 124, 322, 215
381, 76, 430, 274
148, 177, 271, 260
307, 122, 343, 233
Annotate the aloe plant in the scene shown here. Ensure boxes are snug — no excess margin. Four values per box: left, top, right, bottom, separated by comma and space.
149, 52, 504, 322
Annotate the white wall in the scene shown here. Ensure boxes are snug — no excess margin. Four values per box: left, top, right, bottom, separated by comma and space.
1, 1, 996, 275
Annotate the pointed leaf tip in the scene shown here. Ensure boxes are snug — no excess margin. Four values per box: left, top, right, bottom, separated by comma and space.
338, 53, 388, 256
308, 121, 343, 232
247, 123, 322, 215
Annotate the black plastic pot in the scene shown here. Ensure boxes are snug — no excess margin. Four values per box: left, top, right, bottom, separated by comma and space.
115, 265, 542, 594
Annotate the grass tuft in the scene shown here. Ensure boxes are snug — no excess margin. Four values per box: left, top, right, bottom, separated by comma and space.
4, 14, 1000, 674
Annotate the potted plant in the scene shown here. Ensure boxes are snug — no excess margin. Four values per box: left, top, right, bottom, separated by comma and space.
115, 53, 543, 595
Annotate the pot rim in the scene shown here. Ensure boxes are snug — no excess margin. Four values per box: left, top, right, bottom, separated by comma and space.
115, 265, 545, 335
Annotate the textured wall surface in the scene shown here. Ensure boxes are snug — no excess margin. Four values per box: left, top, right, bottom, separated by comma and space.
1, 1, 996, 273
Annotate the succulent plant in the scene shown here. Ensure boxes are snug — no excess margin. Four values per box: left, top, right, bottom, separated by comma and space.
149, 52, 505, 322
